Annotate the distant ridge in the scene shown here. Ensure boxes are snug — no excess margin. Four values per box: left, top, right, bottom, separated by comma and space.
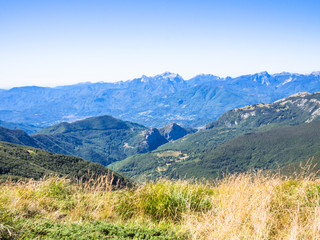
0, 71, 320, 128
0, 126, 40, 148
37, 115, 142, 134
0, 120, 41, 134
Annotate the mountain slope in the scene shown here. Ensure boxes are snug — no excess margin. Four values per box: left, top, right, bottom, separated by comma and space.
0, 71, 320, 127
0, 126, 40, 148
158, 91, 320, 154
37, 115, 135, 134
110, 92, 320, 180
0, 116, 192, 167
111, 120, 320, 181
31, 115, 191, 165
0, 141, 131, 186
32, 115, 148, 166
159, 123, 195, 141
206, 92, 320, 129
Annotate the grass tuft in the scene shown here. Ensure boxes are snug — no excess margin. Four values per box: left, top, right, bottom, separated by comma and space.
117, 179, 213, 221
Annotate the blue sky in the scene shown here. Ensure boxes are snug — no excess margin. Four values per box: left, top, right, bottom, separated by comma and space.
0, 0, 319, 88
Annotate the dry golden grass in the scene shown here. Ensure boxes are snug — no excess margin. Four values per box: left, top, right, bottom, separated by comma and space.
1, 171, 320, 239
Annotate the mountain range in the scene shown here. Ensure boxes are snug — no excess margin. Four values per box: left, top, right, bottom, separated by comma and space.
1, 71, 320, 128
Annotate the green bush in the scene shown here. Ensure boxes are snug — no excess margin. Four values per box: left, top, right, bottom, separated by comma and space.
36, 178, 72, 200
117, 180, 213, 221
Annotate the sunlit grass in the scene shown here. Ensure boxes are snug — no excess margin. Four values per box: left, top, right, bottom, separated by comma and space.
1, 171, 320, 239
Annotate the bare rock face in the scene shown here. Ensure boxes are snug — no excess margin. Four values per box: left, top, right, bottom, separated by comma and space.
138, 128, 168, 152
159, 123, 189, 141
205, 91, 320, 129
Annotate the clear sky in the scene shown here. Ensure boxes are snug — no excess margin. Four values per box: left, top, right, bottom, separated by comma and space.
0, 0, 319, 89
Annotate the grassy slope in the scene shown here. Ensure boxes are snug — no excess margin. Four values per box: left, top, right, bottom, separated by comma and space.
1, 172, 320, 239
0, 141, 131, 186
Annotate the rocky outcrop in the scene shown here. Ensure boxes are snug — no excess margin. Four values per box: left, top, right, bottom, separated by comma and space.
138, 128, 168, 152
159, 123, 191, 141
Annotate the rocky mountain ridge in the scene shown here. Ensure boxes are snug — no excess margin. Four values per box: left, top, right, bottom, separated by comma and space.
206, 92, 320, 129
1, 71, 320, 128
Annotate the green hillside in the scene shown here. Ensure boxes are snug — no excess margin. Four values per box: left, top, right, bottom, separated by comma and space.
31, 115, 191, 166
36, 115, 137, 134
32, 115, 148, 166
156, 92, 320, 155
110, 92, 320, 181
206, 92, 320, 129
111, 120, 320, 181
0, 141, 131, 186
0, 126, 40, 148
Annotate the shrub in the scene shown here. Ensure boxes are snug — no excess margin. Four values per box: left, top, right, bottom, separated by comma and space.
117, 180, 213, 221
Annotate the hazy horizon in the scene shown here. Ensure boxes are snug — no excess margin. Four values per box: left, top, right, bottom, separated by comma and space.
1, 70, 320, 90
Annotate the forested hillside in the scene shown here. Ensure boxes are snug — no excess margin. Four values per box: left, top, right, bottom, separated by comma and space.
0, 141, 131, 186
0, 115, 191, 167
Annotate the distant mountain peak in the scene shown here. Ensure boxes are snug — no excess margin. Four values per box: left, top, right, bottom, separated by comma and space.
273, 71, 291, 76
139, 72, 184, 83
140, 75, 149, 83
311, 71, 320, 76
159, 72, 179, 77
157, 72, 184, 82
36, 115, 146, 134
159, 122, 189, 141
257, 71, 269, 76
251, 71, 271, 85
2, 71, 320, 129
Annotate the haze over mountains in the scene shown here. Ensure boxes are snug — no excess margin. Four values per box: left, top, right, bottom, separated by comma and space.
1, 71, 320, 183
1, 71, 320, 128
